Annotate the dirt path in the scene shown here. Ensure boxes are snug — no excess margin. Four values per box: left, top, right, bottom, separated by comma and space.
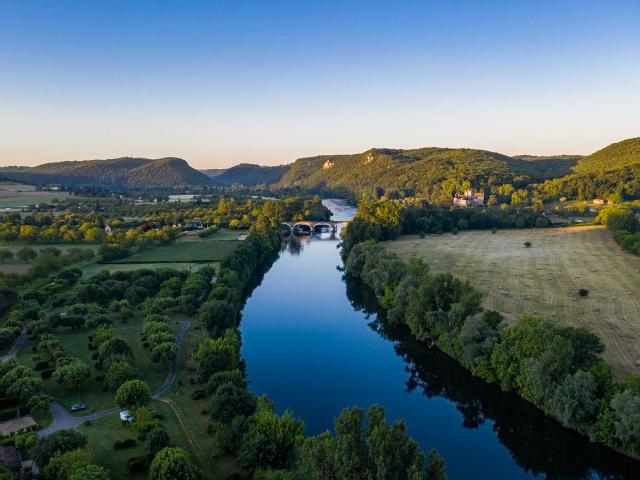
0, 328, 27, 361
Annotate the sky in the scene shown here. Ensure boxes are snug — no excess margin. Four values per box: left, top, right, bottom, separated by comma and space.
0, 0, 639, 169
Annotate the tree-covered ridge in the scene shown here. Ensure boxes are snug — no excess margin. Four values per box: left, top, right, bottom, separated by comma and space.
512, 155, 581, 178
0, 157, 214, 188
574, 137, 640, 174
276, 147, 568, 202
208, 163, 289, 186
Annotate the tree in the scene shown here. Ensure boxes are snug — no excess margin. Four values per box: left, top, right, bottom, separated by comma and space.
195, 337, 239, 382
426, 449, 447, 480
105, 360, 138, 391
210, 382, 256, 423
550, 370, 600, 431
238, 409, 304, 471
151, 342, 177, 364
115, 380, 151, 409
52, 359, 91, 392
69, 464, 111, 480
146, 425, 170, 459
610, 390, 640, 446
148, 447, 200, 480
97, 337, 134, 368
46, 449, 89, 480
199, 300, 236, 337
16, 246, 37, 263
33, 429, 87, 468
0, 249, 13, 264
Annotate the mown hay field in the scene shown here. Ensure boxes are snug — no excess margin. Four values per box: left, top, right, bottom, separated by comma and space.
388, 226, 640, 377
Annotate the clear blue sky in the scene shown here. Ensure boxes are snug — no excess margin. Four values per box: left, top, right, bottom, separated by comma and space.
1, 0, 638, 168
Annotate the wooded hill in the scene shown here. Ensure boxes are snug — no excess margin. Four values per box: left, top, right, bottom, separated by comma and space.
273, 147, 568, 201
202, 163, 289, 186
573, 137, 640, 173
537, 138, 640, 200
0, 157, 214, 188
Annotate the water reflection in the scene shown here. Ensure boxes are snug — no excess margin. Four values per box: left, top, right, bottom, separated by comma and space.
345, 277, 640, 480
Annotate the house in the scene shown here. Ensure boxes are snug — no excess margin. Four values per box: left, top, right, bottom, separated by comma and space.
453, 188, 485, 207
559, 196, 567, 202
593, 198, 606, 205
322, 160, 334, 170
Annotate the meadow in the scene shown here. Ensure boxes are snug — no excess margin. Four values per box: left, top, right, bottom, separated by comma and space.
111, 230, 246, 264
388, 226, 640, 377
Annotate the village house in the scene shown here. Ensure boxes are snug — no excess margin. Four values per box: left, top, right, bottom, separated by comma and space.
453, 188, 485, 207
593, 198, 606, 206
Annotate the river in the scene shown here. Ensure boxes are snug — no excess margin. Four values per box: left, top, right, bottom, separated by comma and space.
240, 199, 640, 480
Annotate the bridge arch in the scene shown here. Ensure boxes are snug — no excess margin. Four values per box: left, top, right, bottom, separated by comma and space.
292, 223, 312, 235
312, 222, 335, 234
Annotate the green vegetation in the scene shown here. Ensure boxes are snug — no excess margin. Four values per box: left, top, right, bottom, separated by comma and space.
574, 137, 640, 174
595, 204, 640, 257
0, 157, 213, 188
112, 234, 241, 264
209, 163, 289, 186
277, 147, 558, 202
343, 205, 640, 461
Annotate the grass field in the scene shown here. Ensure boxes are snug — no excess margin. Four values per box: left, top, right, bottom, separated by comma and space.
388, 226, 640, 377
0, 192, 73, 208
0, 181, 36, 192
112, 231, 246, 264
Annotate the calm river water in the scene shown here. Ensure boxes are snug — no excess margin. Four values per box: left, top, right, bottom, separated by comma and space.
240, 199, 640, 480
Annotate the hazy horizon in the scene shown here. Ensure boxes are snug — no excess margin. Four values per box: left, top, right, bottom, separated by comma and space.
1, 0, 638, 169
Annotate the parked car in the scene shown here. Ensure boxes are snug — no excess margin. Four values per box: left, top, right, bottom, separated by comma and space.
70, 403, 87, 412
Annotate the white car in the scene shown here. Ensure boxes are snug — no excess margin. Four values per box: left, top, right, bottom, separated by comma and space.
119, 410, 134, 423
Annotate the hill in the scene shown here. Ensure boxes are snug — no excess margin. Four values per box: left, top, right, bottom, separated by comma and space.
276, 147, 563, 201
0, 157, 214, 188
574, 137, 640, 174
211, 163, 289, 186
513, 155, 581, 177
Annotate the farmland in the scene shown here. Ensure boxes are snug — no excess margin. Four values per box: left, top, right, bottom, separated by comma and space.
388, 226, 640, 377
111, 230, 246, 264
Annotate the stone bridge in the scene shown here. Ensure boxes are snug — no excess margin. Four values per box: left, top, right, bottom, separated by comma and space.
280, 220, 349, 235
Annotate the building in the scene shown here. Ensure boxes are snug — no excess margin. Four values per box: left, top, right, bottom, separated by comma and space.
593, 198, 606, 205
453, 188, 485, 207
322, 160, 334, 170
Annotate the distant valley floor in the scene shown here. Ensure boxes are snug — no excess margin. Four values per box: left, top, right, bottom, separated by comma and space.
389, 226, 640, 377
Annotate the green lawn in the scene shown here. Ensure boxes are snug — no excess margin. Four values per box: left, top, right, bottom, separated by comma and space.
111, 232, 245, 264
79, 400, 188, 480
17, 315, 182, 415
75, 322, 233, 479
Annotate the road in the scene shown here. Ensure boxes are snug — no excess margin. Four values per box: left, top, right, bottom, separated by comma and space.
0, 328, 27, 361
38, 320, 191, 437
